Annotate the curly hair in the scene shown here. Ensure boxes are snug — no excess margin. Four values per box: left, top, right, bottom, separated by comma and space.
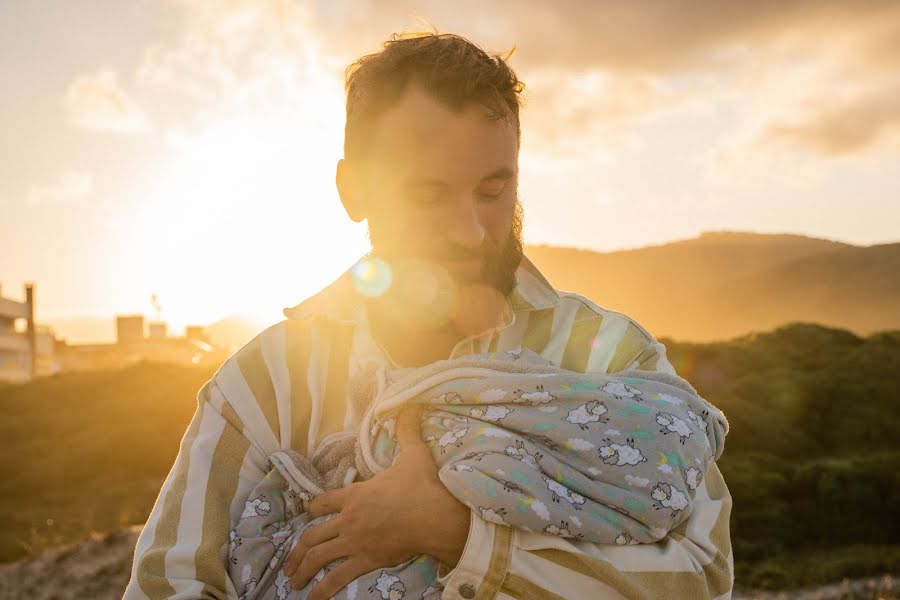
343, 31, 525, 161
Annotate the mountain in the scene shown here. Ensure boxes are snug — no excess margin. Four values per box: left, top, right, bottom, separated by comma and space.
39, 231, 900, 347
525, 231, 900, 342
204, 313, 268, 352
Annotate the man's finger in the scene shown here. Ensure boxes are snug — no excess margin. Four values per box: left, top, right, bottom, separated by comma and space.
395, 404, 425, 448
290, 536, 350, 591
284, 516, 341, 577
307, 557, 370, 600
308, 485, 352, 519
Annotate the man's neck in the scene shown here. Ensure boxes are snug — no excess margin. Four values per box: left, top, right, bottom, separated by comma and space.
366, 288, 509, 368
366, 301, 465, 368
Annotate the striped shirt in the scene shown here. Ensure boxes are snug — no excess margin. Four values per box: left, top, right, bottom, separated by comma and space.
123, 255, 733, 599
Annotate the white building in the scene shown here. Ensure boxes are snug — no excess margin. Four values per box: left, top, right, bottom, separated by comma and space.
0, 283, 57, 383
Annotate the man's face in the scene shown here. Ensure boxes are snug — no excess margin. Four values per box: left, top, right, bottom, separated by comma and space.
355, 84, 523, 304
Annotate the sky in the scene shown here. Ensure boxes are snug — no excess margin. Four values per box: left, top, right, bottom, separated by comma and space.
2, 0, 899, 332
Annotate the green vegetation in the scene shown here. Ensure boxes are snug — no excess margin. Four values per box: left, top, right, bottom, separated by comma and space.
663, 323, 900, 588
1, 322, 898, 589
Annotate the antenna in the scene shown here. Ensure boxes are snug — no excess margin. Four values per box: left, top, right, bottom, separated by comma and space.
150, 293, 162, 322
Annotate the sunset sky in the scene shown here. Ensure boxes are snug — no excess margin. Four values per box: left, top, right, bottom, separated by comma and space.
2, 0, 899, 333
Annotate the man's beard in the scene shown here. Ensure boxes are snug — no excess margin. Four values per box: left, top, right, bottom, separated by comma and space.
367, 199, 525, 297
362, 200, 524, 334
481, 200, 524, 296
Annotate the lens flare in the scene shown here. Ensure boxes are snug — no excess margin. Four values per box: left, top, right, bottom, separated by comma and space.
351, 257, 392, 297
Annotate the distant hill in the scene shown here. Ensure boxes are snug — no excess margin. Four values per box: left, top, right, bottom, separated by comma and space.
204, 314, 268, 352
525, 231, 900, 342
40, 231, 900, 346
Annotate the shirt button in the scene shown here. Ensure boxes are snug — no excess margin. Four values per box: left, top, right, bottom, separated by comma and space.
459, 583, 476, 599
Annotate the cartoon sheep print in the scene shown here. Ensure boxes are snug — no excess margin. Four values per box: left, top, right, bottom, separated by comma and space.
651, 483, 690, 515
684, 466, 703, 490
543, 476, 586, 509
369, 571, 407, 600
656, 412, 693, 443
563, 400, 609, 429
599, 438, 647, 466
469, 405, 513, 421
505, 439, 544, 468
224, 348, 728, 599
543, 521, 583, 539
241, 497, 271, 519
513, 385, 557, 405
603, 381, 643, 400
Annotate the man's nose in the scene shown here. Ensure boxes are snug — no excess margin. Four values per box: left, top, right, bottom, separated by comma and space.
446, 199, 486, 250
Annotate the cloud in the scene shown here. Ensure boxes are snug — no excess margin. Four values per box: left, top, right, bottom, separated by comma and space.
759, 83, 900, 156
478, 388, 508, 402
27, 170, 93, 206
145, 0, 900, 164
64, 68, 151, 133
309, 0, 900, 75
625, 474, 650, 488
310, 0, 900, 159
137, 0, 338, 125
521, 71, 693, 153
530, 499, 550, 521
480, 427, 513, 438
565, 438, 595, 451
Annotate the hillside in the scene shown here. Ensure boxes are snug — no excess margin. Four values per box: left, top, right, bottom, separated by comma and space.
0, 362, 216, 564
526, 231, 900, 341
1, 322, 899, 592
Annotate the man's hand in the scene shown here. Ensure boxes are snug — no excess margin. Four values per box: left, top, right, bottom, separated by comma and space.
283, 404, 471, 600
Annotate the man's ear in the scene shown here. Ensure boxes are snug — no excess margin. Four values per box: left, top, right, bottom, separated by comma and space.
336, 158, 366, 223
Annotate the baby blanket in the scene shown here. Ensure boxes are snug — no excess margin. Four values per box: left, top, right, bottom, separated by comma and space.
227, 348, 728, 599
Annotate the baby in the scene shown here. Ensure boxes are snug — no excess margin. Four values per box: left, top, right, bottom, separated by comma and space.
228, 348, 728, 599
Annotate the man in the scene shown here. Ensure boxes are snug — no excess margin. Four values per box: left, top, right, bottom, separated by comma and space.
125, 32, 733, 600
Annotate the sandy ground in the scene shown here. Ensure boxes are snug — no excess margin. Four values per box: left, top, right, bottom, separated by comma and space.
0, 526, 141, 600
733, 576, 898, 600
0, 526, 896, 599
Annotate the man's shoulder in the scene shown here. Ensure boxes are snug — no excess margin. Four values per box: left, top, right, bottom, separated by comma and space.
212, 315, 354, 397
202, 317, 336, 449
547, 289, 674, 374
210, 319, 308, 401
552, 290, 658, 344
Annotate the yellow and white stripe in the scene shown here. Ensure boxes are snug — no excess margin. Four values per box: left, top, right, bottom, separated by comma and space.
124, 255, 733, 599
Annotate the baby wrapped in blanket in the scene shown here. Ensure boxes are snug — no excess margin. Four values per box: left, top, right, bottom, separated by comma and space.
228, 348, 728, 600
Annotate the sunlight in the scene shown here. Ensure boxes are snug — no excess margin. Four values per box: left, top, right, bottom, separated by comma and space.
131, 101, 368, 330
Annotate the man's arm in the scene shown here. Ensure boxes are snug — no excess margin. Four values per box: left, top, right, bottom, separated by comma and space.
434, 336, 734, 600
123, 378, 270, 600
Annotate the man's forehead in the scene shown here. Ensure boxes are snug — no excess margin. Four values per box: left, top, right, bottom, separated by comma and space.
364, 84, 518, 184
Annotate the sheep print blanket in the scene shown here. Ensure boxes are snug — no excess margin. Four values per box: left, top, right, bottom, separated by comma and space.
227, 348, 729, 600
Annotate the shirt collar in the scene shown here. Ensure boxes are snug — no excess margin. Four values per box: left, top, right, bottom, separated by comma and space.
282, 253, 560, 325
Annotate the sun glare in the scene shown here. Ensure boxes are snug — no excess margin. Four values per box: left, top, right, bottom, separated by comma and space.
130, 97, 368, 330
